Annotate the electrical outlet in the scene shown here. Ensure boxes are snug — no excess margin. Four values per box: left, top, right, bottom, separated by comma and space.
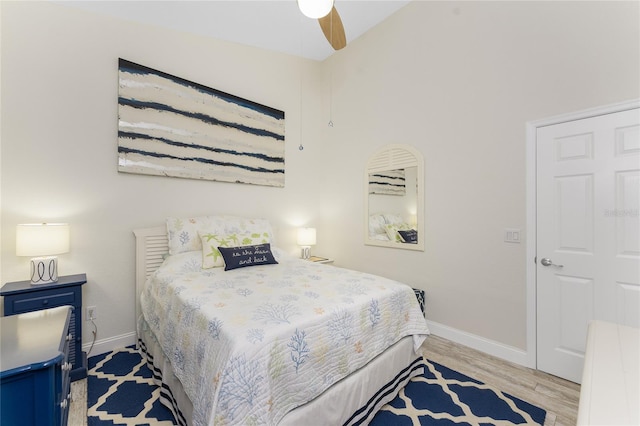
86, 306, 97, 321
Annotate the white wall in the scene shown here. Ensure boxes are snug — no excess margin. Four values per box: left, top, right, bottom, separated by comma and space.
0, 1, 325, 352
315, 1, 639, 357
1, 1, 638, 363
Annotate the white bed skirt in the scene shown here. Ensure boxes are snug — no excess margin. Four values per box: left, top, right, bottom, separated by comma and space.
138, 322, 424, 426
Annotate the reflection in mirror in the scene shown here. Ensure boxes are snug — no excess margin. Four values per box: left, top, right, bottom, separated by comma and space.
369, 167, 417, 240
365, 145, 424, 251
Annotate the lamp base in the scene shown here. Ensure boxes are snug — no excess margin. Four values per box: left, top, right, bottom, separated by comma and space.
300, 246, 311, 260
30, 256, 58, 284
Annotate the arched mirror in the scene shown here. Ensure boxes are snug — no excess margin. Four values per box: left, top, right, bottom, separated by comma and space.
365, 144, 424, 251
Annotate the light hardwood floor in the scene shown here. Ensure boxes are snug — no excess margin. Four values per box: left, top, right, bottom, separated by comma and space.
69, 379, 88, 426
421, 335, 581, 426
69, 335, 581, 426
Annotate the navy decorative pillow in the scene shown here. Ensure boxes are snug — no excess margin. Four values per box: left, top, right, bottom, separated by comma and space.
398, 229, 418, 243
218, 243, 278, 271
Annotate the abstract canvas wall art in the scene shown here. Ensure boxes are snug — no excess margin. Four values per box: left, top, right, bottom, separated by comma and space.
117, 59, 285, 187
368, 169, 406, 195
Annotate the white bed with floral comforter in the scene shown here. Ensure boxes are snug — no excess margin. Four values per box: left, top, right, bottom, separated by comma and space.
140, 248, 429, 426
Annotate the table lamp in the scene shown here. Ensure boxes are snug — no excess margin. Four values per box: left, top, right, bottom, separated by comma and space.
16, 223, 70, 284
297, 227, 316, 259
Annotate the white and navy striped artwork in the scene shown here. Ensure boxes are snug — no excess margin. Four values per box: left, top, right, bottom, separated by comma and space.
369, 169, 406, 195
118, 59, 285, 187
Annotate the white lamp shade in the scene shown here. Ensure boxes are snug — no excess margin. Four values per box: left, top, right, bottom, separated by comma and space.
297, 0, 334, 19
297, 227, 317, 246
16, 223, 70, 256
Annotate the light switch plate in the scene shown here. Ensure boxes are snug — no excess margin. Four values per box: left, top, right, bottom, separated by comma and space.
504, 228, 521, 243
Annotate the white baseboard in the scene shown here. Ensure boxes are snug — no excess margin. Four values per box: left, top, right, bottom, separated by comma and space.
427, 320, 533, 368
83, 331, 137, 358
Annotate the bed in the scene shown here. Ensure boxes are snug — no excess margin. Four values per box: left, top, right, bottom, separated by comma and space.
134, 215, 430, 425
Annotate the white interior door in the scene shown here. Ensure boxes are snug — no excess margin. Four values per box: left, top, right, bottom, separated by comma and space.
536, 107, 640, 383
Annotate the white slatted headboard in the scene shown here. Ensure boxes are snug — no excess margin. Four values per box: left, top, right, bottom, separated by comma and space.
133, 226, 169, 336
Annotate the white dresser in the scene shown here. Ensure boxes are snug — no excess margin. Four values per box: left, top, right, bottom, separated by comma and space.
577, 320, 640, 425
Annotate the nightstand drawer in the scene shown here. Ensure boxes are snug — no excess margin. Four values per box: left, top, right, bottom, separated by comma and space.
6, 289, 76, 314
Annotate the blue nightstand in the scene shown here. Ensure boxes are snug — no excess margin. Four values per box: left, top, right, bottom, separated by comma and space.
1, 274, 87, 381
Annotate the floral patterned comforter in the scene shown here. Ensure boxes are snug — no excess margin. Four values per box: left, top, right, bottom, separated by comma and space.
140, 249, 429, 425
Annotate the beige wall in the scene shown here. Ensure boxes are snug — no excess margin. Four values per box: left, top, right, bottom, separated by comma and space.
0, 1, 325, 350
2, 1, 638, 361
315, 1, 639, 353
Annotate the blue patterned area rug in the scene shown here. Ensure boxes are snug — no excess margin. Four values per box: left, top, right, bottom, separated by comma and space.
372, 359, 546, 425
87, 346, 176, 426
88, 347, 546, 426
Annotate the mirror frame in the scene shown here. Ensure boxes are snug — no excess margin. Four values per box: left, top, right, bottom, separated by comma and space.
364, 144, 425, 251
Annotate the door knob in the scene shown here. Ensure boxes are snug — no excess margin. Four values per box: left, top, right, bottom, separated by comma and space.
540, 257, 563, 267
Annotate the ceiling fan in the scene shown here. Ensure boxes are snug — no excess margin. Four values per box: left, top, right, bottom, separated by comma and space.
298, 0, 347, 51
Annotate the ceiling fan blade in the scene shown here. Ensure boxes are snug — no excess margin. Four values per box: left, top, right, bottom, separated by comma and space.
318, 6, 346, 50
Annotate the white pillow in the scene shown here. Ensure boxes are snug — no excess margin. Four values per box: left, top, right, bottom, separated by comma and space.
369, 214, 387, 236
383, 213, 405, 225
166, 215, 273, 255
